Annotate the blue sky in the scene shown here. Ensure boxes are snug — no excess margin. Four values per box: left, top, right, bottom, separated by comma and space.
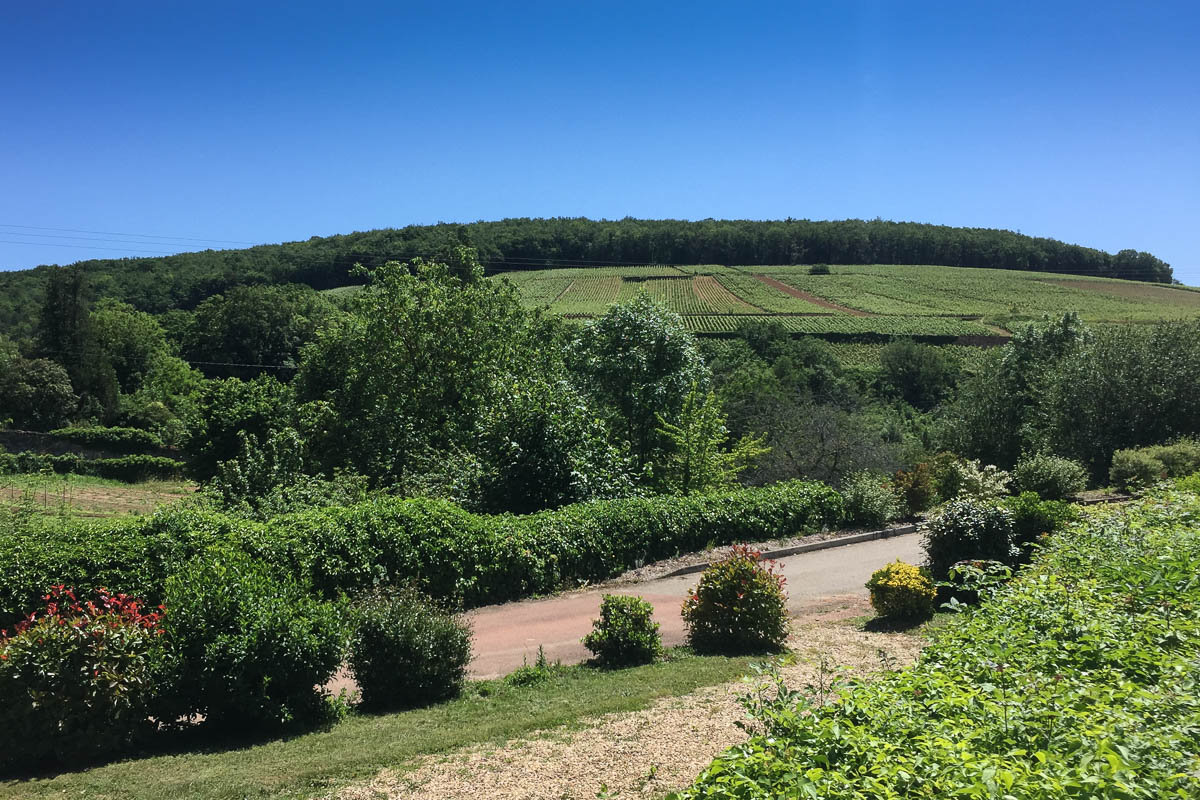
2, 1, 1197, 282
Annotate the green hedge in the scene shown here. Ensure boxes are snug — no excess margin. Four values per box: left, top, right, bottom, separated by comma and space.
675, 491, 1200, 799
0, 480, 843, 625
0, 451, 182, 481
48, 426, 166, 453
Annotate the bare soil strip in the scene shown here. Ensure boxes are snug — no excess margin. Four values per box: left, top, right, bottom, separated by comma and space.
335, 603, 922, 800
751, 274, 872, 316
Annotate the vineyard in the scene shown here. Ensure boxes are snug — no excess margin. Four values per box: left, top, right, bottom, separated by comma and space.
497, 263, 1200, 339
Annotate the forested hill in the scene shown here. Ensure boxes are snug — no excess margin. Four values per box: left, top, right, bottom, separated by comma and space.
0, 218, 1171, 337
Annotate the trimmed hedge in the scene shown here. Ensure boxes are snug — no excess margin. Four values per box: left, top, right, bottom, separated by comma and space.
0, 480, 844, 625
48, 426, 165, 453
0, 450, 182, 481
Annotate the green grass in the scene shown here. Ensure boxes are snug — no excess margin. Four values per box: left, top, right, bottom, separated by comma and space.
0, 649, 758, 800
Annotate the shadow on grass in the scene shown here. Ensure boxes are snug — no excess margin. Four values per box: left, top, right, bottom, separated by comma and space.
861, 614, 935, 634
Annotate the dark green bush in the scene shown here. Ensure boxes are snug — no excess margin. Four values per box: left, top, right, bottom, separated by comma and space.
682, 546, 789, 654
49, 426, 165, 453
892, 462, 936, 516
157, 547, 345, 730
1002, 491, 1080, 552
0, 587, 164, 773
1109, 448, 1166, 490
808, 264, 831, 275
347, 586, 473, 710
922, 498, 1017, 581
1146, 438, 1200, 477
82, 455, 184, 482
582, 594, 662, 667
1012, 452, 1088, 499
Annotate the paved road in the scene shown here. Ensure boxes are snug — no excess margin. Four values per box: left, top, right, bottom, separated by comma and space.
466, 531, 924, 678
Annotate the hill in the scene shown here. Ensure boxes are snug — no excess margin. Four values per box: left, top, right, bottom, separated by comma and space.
0, 218, 1172, 341
494, 263, 1200, 341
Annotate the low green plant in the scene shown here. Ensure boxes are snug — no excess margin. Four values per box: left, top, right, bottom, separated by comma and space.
347, 586, 473, 710
929, 453, 1010, 501
1012, 452, 1087, 499
157, 547, 345, 730
681, 546, 789, 654
504, 645, 559, 687
839, 471, 902, 528
1145, 438, 1200, 477
865, 561, 935, 619
922, 498, 1017, 581
582, 594, 662, 667
808, 264, 831, 275
0, 587, 164, 772
675, 490, 1200, 800
1109, 448, 1165, 490
1002, 491, 1080, 551
49, 426, 165, 453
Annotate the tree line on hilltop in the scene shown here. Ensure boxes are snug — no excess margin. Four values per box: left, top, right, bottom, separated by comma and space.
0, 217, 1172, 340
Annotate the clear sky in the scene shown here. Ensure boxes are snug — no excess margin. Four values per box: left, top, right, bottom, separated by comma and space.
2, 1, 1197, 282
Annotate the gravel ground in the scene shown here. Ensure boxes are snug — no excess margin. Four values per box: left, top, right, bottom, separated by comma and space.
334, 599, 924, 800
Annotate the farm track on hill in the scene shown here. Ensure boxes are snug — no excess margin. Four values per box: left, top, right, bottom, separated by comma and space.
751, 274, 871, 316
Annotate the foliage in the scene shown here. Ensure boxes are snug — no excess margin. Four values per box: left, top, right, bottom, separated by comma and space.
571, 292, 710, 474
347, 586, 473, 711
1145, 438, 1200, 477
807, 263, 831, 275
839, 471, 902, 528
0, 481, 843, 627
1012, 452, 1088, 499
49, 425, 165, 453
878, 339, 957, 410
157, 547, 344, 729
1002, 492, 1080, 551
469, 374, 633, 514
681, 546, 789, 654
0, 356, 77, 431
1110, 448, 1167, 490
929, 453, 1011, 500
865, 561, 935, 619
185, 374, 295, 481
655, 385, 768, 496
922, 498, 1017, 581
295, 250, 529, 486
674, 491, 1200, 800
892, 462, 936, 515
581, 595, 662, 668
0, 586, 163, 772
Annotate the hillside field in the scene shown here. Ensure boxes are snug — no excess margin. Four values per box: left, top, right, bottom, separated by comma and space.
487, 263, 1200, 339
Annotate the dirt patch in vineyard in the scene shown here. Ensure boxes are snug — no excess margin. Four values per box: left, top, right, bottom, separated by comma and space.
334, 605, 923, 800
751, 275, 872, 316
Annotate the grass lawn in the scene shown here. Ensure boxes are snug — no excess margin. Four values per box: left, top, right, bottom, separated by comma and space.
0, 649, 759, 800
0, 472, 195, 517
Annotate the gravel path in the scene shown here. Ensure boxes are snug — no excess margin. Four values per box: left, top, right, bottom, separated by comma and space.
334, 599, 923, 800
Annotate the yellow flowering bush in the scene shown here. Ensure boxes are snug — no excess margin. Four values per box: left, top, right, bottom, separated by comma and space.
866, 561, 935, 619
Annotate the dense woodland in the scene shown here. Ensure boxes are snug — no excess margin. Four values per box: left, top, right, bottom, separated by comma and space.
0, 217, 1172, 341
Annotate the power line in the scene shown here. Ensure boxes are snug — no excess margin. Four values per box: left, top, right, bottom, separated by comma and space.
0, 223, 257, 246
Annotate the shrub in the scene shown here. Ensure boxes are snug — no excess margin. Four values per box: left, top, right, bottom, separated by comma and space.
866, 561, 935, 619
1146, 439, 1200, 477
347, 586, 473, 710
840, 471, 902, 528
922, 498, 1017, 581
1109, 448, 1165, 490
893, 462, 936, 516
682, 546, 789, 654
83, 455, 184, 482
808, 264, 831, 275
1003, 492, 1080, 551
157, 547, 344, 730
0, 587, 163, 772
582, 594, 662, 667
1012, 453, 1088, 500
930, 454, 1011, 500
49, 426, 165, 453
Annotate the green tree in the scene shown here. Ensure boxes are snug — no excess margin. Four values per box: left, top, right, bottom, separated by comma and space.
571, 293, 710, 475
655, 385, 768, 495
0, 357, 78, 430
295, 250, 528, 484
91, 299, 170, 393
878, 339, 958, 410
